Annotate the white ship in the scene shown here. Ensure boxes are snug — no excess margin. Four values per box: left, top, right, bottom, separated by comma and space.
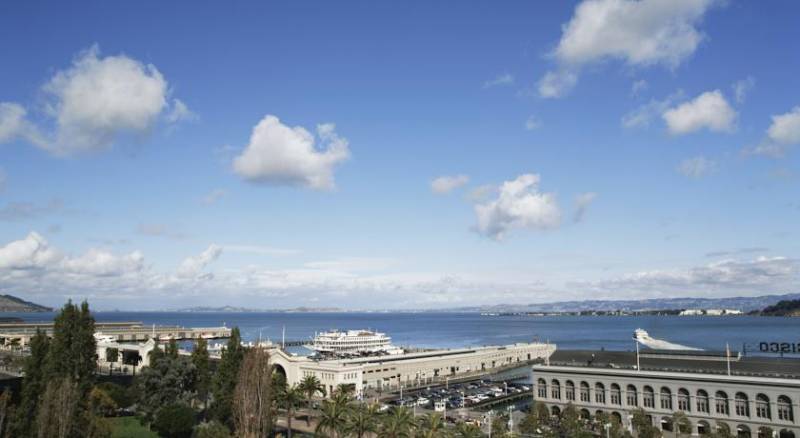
633, 328, 701, 351
310, 329, 403, 355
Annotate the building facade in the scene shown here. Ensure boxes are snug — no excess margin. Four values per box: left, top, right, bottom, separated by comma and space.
533, 352, 799, 437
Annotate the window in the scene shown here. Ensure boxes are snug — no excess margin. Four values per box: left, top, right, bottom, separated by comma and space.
610, 384, 621, 405
735, 392, 749, 417
595, 382, 606, 404
643, 386, 655, 408
778, 395, 794, 422
715, 391, 729, 416
660, 387, 672, 410
678, 388, 690, 412
580, 382, 591, 402
551, 379, 561, 400
755, 394, 770, 419
566, 381, 576, 401
697, 390, 709, 413
626, 385, 638, 406
537, 378, 547, 399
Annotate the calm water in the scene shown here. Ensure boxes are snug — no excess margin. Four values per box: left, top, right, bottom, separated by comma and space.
3, 311, 798, 355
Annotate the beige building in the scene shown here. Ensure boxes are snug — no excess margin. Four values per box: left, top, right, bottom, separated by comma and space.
533, 350, 799, 437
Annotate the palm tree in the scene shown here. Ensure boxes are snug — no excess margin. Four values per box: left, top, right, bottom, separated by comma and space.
416, 412, 447, 438
344, 402, 380, 438
299, 375, 325, 425
454, 421, 483, 438
316, 398, 349, 438
671, 411, 691, 437
280, 384, 304, 438
381, 406, 416, 438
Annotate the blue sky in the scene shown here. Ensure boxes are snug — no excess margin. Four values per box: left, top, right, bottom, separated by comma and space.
0, 1, 798, 310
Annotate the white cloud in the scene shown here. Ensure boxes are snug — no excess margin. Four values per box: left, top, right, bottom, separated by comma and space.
177, 244, 222, 278
0, 102, 46, 147
525, 116, 542, 131
767, 106, 800, 145
677, 156, 717, 178
0, 232, 61, 270
621, 91, 683, 129
662, 90, 737, 135
631, 79, 648, 96
166, 99, 196, 123
540, 0, 717, 98
223, 244, 300, 257
537, 70, 578, 99
744, 106, 800, 159
431, 175, 469, 195
473, 174, 561, 240
41, 45, 170, 154
483, 73, 514, 89
232, 115, 350, 190
573, 192, 597, 223
62, 248, 144, 277
732, 76, 755, 104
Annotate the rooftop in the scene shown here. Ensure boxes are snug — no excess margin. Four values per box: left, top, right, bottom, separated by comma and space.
540, 350, 800, 380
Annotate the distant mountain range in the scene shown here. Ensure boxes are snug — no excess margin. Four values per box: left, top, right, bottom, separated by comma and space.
445, 292, 800, 313
175, 306, 344, 313
0, 294, 53, 312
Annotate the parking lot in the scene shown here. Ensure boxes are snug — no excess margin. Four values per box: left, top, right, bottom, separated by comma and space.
384, 378, 532, 412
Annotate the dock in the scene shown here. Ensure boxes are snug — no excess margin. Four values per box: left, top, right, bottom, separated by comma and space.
0, 321, 231, 346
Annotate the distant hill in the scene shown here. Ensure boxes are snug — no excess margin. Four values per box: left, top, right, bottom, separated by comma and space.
0, 294, 53, 312
757, 299, 800, 317
446, 292, 800, 314
175, 306, 344, 313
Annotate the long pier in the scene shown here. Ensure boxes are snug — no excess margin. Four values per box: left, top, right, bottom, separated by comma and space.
0, 321, 231, 346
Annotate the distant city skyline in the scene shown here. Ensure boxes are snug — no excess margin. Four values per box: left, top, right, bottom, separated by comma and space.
0, 1, 798, 310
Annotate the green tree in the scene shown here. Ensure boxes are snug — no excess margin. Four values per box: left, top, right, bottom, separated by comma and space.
316, 394, 350, 438
211, 327, 243, 427
152, 403, 195, 438
299, 374, 325, 407
105, 347, 119, 375
165, 338, 179, 358
0, 389, 12, 438
192, 338, 211, 413
12, 328, 49, 437
344, 402, 380, 438
279, 384, 304, 438
491, 414, 509, 437
631, 408, 661, 438
709, 422, 734, 438
380, 406, 416, 438
136, 352, 197, 423
193, 420, 232, 438
417, 412, 447, 438
454, 421, 484, 438
671, 411, 691, 437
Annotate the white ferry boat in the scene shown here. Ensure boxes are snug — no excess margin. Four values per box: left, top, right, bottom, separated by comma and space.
633, 328, 701, 351
310, 329, 402, 355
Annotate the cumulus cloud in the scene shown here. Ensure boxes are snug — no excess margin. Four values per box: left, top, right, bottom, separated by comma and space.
232, 115, 350, 190
473, 174, 561, 240
431, 175, 470, 195
539, 0, 717, 98
483, 73, 514, 89
62, 248, 145, 277
177, 244, 222, 278
621, 91, 683, 129
732, 76, 755, 104
0, 46, 186, 155
573, 192, 597, 223
746, 106, 800, 159
0, 232, 62, 270
677, 156, 717, 178
662, 90, 737, 135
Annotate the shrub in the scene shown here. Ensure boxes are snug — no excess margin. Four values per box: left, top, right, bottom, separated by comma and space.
152, 403, 196, 438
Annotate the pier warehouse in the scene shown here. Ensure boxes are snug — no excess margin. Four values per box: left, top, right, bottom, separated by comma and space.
533, 350, 800, 437
269, 341, 555, 398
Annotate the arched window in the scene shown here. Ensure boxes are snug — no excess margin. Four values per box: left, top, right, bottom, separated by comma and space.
737, 424, 751, 438
610, 383, 621, 405
565, 380, 575, 401
626, 384, 638, 406
595, 382, 606, 404
551, 405, 561, 417
580, 408, 591, 420
537, 378, 547, 398
643, 386, 655, 408
697, 390, 710, 413
735, 392, 750, 417
755, 394, 771, 419
551, 379, 561, 400
660, 387, 672, 410
580, 381, 591, 402
678, 388, 690, 411
778, 395, 794, 422
715, 391, 730, 416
